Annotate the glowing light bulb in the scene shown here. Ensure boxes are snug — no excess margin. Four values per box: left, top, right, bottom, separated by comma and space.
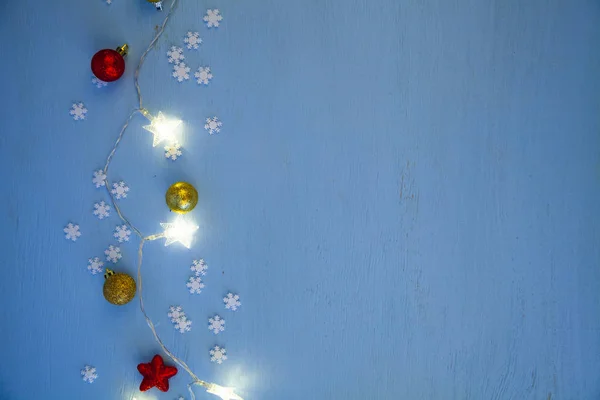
131, 394, 157, 400
206, 383, 244, 400
160, 215, 199, 248
142, 111, 182, 147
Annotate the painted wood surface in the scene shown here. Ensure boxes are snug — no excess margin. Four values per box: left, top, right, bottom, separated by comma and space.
0, 0, 599, 399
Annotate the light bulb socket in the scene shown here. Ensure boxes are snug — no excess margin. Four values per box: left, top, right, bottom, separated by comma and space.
140, 108, 152, 120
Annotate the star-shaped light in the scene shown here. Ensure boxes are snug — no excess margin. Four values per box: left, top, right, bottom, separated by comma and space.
206, 383, 244, 400
143, 111, 182, 147
160, 215, 199, 248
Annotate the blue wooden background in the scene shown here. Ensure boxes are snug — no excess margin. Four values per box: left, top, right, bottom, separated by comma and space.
1, 0, 599, 399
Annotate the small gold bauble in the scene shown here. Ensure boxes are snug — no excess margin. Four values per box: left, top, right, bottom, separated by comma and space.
166, 182, 198, 214
103, 269, 136, 306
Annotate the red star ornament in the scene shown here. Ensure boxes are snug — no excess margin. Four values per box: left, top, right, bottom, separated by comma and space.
137, 354, 178, 392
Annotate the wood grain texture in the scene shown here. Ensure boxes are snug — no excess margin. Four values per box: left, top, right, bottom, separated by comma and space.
0, 0, 599, 399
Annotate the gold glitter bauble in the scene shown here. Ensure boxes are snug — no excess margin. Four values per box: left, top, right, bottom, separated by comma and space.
166, 182, 198, 214
103, 269, 136, 306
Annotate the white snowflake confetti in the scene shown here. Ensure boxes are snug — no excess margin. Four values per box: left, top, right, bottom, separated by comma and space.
190, 259, 207, 276
104, 245, 122, 263
194, 66, 213, 85
165, 142, 182, 160
172, 62, 191, 82
186, 276, 205, 294
105, 0, 112, 4
70, 103, 87, 121
64, 223, 81, 241
81, 365, 98, 383
168, 305, 192, 333
111, 181, 129, 199
203, 9, 223, 28
114, 225, 131, 243
204, 117, 222, 135
167, 46, 185, 64
87, 257, 104, 275
184, 32, 202, 50
223, 293, 241, 311
93, 201, 111, 220
210, 346, 227, 364
91, 76, 108, 88
175, 316, 192, 333
92, 169, 106, 188
168, 305, 185, 323
208, 315, 225, 334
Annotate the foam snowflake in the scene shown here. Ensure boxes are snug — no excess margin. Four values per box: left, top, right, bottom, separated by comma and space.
165, 142, 182, 160
92, 76, 108, 88
223, 293, 241, 311
81, 365, 98, 383
194, 66, 213, 85
172, 63, 191, 82
92, 169, 106, 188
93, 201, 111, 220
208, 315, 225, 334
190, 259, 207, 276
70, 103, 87, 121
167, 46, 185, 64
104, 245, 122, 263
175, 316, 192, 333
111, 181, 129, 199
204, 117, 222, 135
106, 0, 112, 4
87, 257, 104, 275
168, 305, 192, 333
184, 31, 202, 50
64, 223, 81, 241
168, 306, 186, 322
210, 346, 227, 364
186, 276, 205, 294
114, 224, 131, 243
203, 9, 223, 28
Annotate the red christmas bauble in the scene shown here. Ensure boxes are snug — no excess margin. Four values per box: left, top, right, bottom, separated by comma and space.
91, 49, 126, 82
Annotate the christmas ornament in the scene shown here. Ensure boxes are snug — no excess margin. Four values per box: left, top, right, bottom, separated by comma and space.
91, 44, 128, 82
147, 0, 163, 10
137, 354, 178, 392
103, 268, 136, 305
166, 182, 198, 214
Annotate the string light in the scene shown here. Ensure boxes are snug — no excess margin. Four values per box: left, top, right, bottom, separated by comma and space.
160, 215, 199, 248
206, 383, 244, 400
141, 110, 182, 147
100, 0, 244, 398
